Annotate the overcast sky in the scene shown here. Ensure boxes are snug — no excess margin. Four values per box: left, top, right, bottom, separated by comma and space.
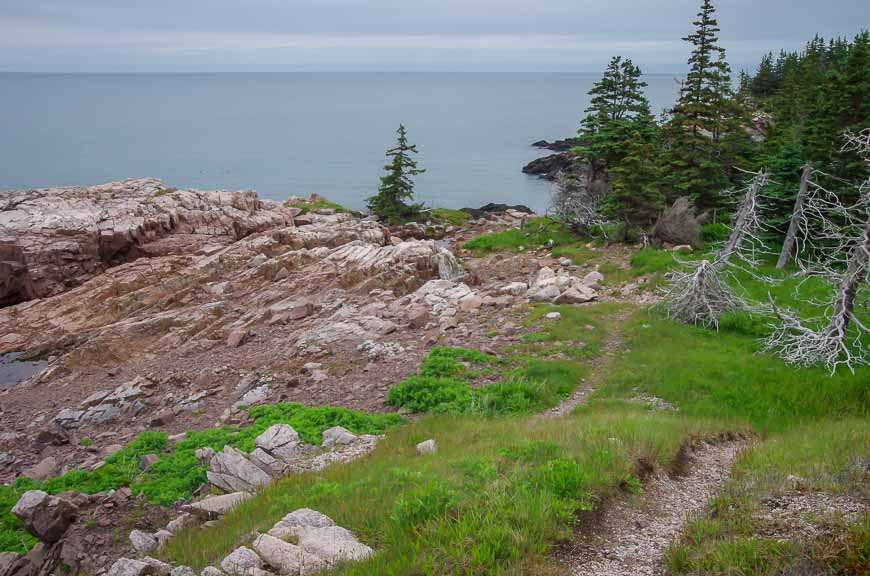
1, 0, 866, 73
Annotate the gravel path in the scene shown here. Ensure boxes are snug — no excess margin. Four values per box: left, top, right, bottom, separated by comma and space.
560, 439, 745, 576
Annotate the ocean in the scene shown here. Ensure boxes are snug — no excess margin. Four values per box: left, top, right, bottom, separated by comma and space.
0, 72, 681, 213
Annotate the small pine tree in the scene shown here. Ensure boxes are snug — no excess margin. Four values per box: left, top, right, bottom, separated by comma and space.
367, 124, 425, 223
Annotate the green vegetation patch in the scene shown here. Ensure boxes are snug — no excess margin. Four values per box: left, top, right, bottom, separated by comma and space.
597, 314, 868, 432
160, 405, 737, 573
387, 346, 586, 416
284, 197, 349, 215
429, 208, 471, 227
0, 404, 405, 552
521, 302, 621, 359
463, 217, 577, 254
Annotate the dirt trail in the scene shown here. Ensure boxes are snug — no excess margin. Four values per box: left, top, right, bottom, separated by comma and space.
560, 439, 745, 576
542, 307, 633, 418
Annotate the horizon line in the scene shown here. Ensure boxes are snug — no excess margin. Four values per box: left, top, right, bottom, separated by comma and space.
0, 69, 697, 75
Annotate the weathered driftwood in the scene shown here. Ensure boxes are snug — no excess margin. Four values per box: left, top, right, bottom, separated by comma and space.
662, 259, 744, 328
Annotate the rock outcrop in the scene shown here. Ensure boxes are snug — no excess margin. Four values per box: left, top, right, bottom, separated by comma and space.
0, 179, 296, 305
207, 446, 273, 493
11, 490, 78, 543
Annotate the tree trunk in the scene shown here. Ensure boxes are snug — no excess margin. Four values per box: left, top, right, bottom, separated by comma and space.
718, 169, 765, 266
776, 163, 812, 269
825, 217, 870, 341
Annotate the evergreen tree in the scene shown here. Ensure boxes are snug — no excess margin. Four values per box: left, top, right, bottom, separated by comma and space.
578, 56, 664, 231
664, 0, 750, 209
601, 116, 664, 231
750, 52, 778, 97
367, 124, 425, 224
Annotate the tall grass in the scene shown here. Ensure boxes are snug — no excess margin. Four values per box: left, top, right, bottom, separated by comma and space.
598, 314, 869, 432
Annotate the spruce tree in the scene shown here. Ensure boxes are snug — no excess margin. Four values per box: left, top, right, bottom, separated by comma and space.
367, 124, 425, 224
578, 56, 664, 232
665, 0, 748, 209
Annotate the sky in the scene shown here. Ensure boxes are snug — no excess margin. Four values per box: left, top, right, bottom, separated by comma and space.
0, 0, 866, 73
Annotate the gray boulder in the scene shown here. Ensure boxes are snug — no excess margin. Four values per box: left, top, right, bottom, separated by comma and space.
207, 446, 272, 493
130, 530, 158, 555
416, 439, 437, 455
220, 547, 263, 576
554, 285, 597, 304
320, 426, 357, 449
141, 556, 173, 575
183, 492, 252, 520
11, 490, 77, 543
267, 509, 335, 540
107, 558, 156, 576
170, 567, 196, 576
200, 567, 225, 576
254, 425, 300, 462
296, 526, 373, 566
166, 512, 196, 534
249, 448, 286, 476
23, 456, 59, 481
252, 534, 324, 576
195, 447, 216, 467
0, 552, 23, 576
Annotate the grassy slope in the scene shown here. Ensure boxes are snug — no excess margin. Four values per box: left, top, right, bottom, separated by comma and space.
596, 308, 868, 573
162, 407, 737, 574
165, 232, 866, 575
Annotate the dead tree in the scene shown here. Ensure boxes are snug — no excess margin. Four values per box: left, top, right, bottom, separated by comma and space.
776, 163, 812, 269
716, 169, 769, 268
662, 259, 745, 328
764, 129, 869, 372
662, 170, 771, 327
549, 170, 608, 236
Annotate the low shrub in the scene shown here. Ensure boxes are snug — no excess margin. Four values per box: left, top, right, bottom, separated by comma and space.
392, 480, 457, 532
701, 222, 731, 243
388, 376, 473, 414
654, 196, 706, 248
388, 347, 583, 417
284, 197, 349, 215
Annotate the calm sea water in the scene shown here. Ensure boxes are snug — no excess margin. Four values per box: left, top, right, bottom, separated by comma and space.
0, 73, 681, 212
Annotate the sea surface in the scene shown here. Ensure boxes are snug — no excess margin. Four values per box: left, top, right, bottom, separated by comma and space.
0, 73, 681, 213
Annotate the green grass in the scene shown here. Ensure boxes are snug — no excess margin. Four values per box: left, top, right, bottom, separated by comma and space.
430, 208, 472, 227
597, 313, 868, 432
463, 218, 578, 254
0, 404, 404, 553
284, 197, 349, 215
386, 346, 587, 416
592, 262, 869, 575
519, 302, 621, 359
160, 405, 738, 574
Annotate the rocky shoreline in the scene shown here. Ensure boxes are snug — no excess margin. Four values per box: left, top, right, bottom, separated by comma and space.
0, 179, 615, 575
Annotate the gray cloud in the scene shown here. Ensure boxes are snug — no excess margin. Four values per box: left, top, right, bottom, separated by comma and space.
1, 0, 866, 72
